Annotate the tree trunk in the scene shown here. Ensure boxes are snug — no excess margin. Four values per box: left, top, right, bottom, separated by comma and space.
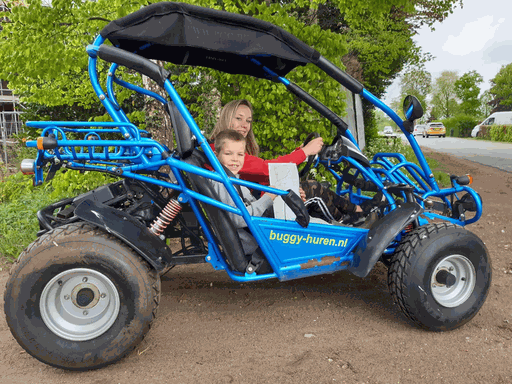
142, 60, 174, 150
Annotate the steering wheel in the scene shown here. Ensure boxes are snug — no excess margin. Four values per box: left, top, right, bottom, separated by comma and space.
298, 132, 321, 180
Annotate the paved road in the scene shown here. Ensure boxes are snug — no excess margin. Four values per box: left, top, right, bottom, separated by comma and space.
402, 135, 512, 173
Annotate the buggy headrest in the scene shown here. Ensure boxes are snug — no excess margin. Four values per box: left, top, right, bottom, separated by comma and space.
167, 102, 194, 159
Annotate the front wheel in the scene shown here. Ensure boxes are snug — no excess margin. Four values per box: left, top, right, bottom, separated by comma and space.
4, 222, 161, 370
388, 223, 491, 331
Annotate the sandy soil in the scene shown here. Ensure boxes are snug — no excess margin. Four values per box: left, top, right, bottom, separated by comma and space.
1, 148, 511, 384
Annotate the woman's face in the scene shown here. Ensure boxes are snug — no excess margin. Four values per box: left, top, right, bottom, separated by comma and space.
230, 105, 252, 138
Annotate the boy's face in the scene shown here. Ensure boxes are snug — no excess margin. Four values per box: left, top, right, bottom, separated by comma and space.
216, 139, 245, 175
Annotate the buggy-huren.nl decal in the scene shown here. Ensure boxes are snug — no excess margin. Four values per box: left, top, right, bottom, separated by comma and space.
269, 230, 348, 247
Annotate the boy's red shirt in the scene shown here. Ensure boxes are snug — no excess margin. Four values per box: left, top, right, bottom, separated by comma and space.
209, 143, 306, 185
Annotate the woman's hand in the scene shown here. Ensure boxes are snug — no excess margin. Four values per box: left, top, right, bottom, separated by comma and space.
301, 136, 323, 157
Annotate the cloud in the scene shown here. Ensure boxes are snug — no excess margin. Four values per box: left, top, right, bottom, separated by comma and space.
482, 40, 512, 64
442, 16, 503, 56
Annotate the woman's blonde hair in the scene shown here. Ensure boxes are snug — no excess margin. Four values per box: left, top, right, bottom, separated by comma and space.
210, 99, 259, 156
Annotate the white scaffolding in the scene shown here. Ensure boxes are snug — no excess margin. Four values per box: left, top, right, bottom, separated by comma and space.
1, 78, 24, 164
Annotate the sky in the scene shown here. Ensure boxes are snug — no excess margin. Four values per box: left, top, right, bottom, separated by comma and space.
383, 0, 512, 106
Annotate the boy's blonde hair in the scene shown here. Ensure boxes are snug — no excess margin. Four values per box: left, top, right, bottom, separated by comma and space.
214, 130, 247, 154
210, 99, 259, 156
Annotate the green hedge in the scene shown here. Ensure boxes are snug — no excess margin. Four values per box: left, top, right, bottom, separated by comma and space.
487, 125, 512, 142
442, 114, 480, 138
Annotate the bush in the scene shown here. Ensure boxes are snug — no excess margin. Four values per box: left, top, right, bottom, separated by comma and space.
0, 189, 56, 262
0, 169, 118, 260
442, 114, 480, 138
48, 169, 118, 200
488, 125, 512, 142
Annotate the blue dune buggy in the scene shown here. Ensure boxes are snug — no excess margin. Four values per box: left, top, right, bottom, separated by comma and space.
4, 2, 491, 370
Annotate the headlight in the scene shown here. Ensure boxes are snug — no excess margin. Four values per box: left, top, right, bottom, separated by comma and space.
20, 159, 36, 175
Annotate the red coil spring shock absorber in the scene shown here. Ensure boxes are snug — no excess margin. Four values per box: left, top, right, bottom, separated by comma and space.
149, 199, 182, 236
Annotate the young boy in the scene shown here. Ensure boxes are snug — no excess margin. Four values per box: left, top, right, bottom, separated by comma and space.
210, 130, 277, 261
210, 130, 378, 273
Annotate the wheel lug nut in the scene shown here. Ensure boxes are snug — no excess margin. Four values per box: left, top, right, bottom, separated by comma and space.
58, 280, 63, 286
101, 293, 106, 298
83, 310, 88, 316
64, 295, 70, 300
82, 277, 88, 282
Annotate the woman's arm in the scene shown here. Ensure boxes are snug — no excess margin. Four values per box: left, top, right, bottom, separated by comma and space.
241, 149, 306, 177
240, 136, 323, 178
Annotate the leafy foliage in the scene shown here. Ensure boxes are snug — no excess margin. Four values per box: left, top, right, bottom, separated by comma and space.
398, 66, 432, 114
0, 188, 56, 261
479, 90, 493, 117
441, 114, 479, 138
430, 70, 459, 119
2, 0, 466, 155
489, 63, 512, 112
48, 169, 118, 200
488, 125, 512, 142
0, 168, 118, 259
454, 70, 483, 117
0, 0, 146, 122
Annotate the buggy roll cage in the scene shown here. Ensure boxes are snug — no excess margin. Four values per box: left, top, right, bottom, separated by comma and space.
26, 2, 482, 276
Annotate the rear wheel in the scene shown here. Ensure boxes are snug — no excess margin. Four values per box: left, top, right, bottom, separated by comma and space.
4, 222, 161, 370
388, 223, 491, 331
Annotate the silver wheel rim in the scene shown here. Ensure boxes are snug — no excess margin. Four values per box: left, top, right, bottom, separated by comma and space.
430, 255, 476, 308
40, 268, 120, 341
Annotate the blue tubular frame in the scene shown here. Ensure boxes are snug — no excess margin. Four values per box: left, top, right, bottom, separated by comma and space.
361, 90, 438, 189
26, 32, 483, 282
247, 55, 482, 225
357, 90, 482, 223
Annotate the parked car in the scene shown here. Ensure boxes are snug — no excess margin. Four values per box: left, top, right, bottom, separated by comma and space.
413, 124, 425, 136
383, 126, 396, 137
471, 111, 512, 137
423, 122, 446, 138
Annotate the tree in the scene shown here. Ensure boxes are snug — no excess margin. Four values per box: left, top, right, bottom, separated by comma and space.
430, 70, 459, 119
479, 90, 493, 117
1, 0, 465, 155
454, 70, 483, 116
293, 0, 461, 144
398, 67, 431, 112
489, 63, 512, 112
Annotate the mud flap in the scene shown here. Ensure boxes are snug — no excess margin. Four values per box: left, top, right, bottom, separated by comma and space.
74, 199, 172, 271
348, 202, 422, 278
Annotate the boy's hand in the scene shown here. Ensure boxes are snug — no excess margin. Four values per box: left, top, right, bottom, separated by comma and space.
299, 187, 306, 202
266, 186, 278, 201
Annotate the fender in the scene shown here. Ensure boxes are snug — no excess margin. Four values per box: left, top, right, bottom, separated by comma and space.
348, 202, 423, 278
74, 199, 172, 271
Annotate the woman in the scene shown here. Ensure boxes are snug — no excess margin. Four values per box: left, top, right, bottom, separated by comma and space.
210, 99, 323, 185
210, 99, 369, 223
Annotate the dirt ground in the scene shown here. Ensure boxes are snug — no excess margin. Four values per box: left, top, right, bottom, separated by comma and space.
1, 148, 511, 384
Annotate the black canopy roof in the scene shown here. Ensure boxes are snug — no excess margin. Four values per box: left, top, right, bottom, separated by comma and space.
100, 2, 321, 79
